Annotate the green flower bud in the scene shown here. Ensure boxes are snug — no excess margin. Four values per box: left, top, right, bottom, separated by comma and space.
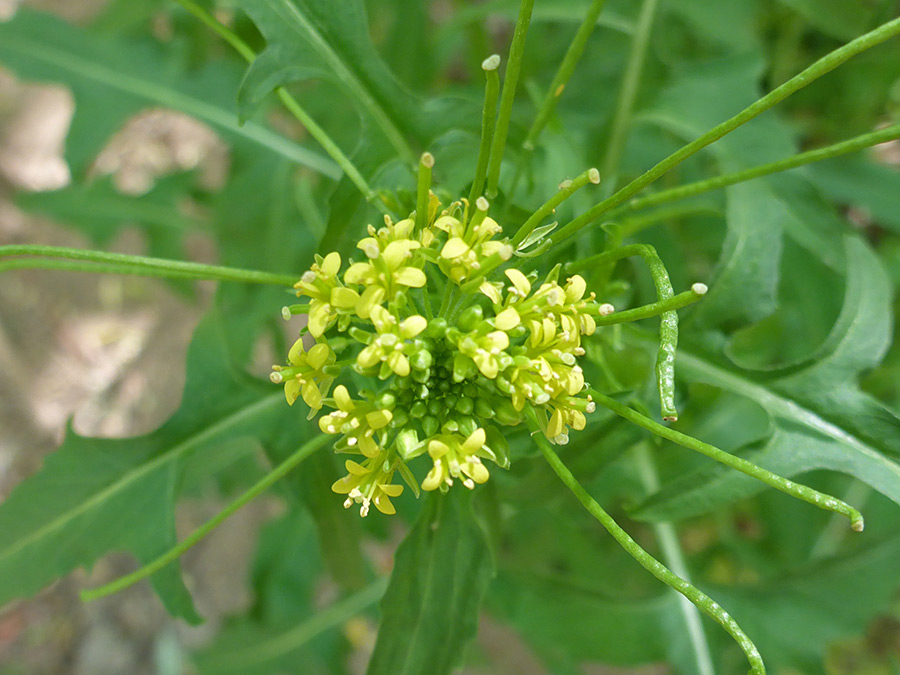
458, 304, 484, 331
395, 428, 420, 459
375, 391, 396, 410
422, 415, 439, 437
458, 415, 478, 437
426, 317, 448, 337
392, 409, 409, 428
410, 349, 433, 371
456, 396, 474, 415
494, 399, 522, 426
474, 398, 495, 419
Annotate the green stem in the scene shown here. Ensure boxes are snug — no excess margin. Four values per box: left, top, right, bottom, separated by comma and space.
485, 0, 536, 198
809, 480, 873, 560
0, 245, 298, 286
526, 407, 766, 675
632, 444, 715, 675
550, 15, 900, 246
587, 389, 865, 531
511, 167, 600, 248
415, 152, 435, 232
438, 283, 458, 319
587, 286, 707, 323
572, 244, 679, 420
174, 0, 255, 60
599, 0, 660, 194
522, 0, 608, 150
200, 578, 387, 670
173, 0, 382, 209
82, 433, 331, 602
613, 123, 900, 216
276, 89, 385, 212
0, 259, 217, 280
469, 55, 502, 205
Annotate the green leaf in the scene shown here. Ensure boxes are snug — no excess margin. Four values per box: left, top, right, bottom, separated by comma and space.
632, 237, 900, 521
0, 9, 338, 178
777, 0, 882, 41
713, 532, 900, 669
639, 54, 848, 329
489, 570, 688, 671
807, 154, 900, 234
192, 508, 357, 674
366, 489, 494, 675
234, 0, 420, 157
0, 312, 310, 623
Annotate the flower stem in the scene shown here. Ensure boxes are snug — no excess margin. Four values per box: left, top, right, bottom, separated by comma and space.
550, 15, 900, 246
511, 167, 600, 248
0, 258, 212, 280
587, 286, 707, 323
468, 55, 502, 205
526, 407, 766, 675
0, 245, 298, 286
598, 0, 660, 195
485, 0, 536, 198
587, 389, 865, 531
415, 152, 435, 232
612, 123, 900, 215
522, 0, 608, 150
172, 0, 383, 210
632, 444, 715, 675
571, 244, 679, 420
81, 433, 331, 602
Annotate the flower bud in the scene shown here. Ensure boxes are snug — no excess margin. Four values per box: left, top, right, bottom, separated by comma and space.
458, 305, 484, 331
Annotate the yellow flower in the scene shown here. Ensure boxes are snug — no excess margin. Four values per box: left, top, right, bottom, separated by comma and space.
318, 385, 393, 458
421, 428, 494, 491
435, 204, 513, 284
455, 328, 510, 379
355, 307, 428, 377
343, 237, 427, 317
544, 395, 595, 444
270, 339, 335, 412
331, 452, 404, 516
293, 252, 344, 337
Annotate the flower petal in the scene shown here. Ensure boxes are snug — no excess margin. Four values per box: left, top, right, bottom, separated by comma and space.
400, 315, 428, 339
441, 237, 469, 260
494, 307, 520, 331
395, 266, 427, 288
505, 268, 531, 296
321, 251, 341, 277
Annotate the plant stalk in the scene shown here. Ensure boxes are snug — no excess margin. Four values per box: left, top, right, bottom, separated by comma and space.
550, 16, 900, 246
0, 245, 299, 286
82, 433, 331, 601
526, 407, 766, 675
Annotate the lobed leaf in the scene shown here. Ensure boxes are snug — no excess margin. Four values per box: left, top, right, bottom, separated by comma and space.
632, 237, 900, 521
0, 313, 311, 622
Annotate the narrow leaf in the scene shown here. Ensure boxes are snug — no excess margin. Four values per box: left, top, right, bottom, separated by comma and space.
366, 489, 494, 675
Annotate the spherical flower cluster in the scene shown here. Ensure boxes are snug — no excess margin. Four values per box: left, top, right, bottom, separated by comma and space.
273, 197, 602, 517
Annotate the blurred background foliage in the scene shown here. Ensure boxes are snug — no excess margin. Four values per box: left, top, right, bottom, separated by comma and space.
1, 0, 900, 673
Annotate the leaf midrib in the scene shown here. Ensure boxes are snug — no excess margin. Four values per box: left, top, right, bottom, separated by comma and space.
1, 28, 340, 178
265, 0, 413, 161
674, 346, 889, 464
0, 393, 282, 565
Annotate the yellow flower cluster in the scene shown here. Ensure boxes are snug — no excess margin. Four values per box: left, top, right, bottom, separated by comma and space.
273, 197, 601, 516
